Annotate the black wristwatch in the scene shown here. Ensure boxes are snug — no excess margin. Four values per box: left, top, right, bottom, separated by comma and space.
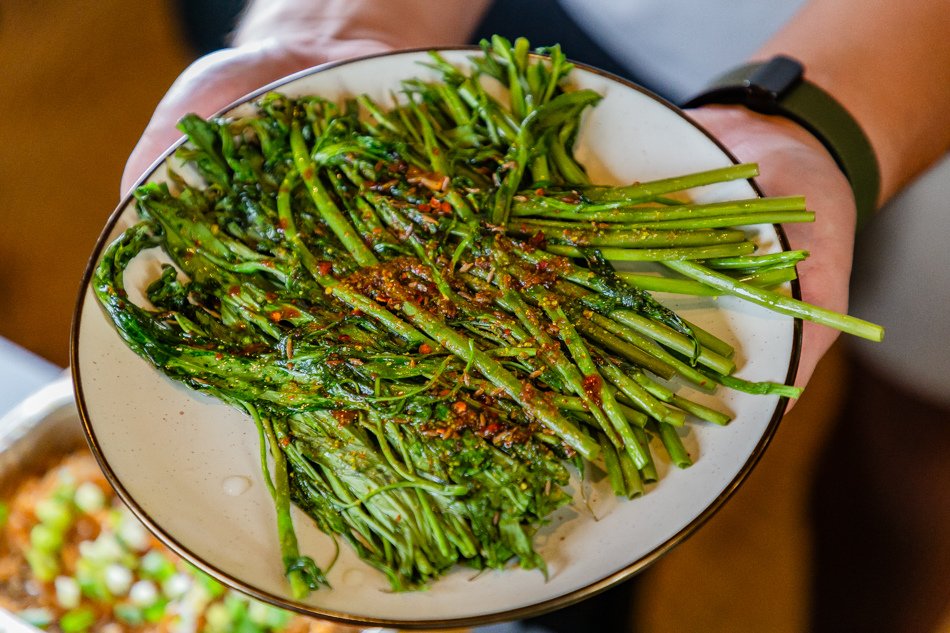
683, 55, 880, 228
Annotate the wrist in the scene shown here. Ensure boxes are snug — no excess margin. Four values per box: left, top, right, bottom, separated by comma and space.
689, 104, 831, 161
684, 56, 880, 228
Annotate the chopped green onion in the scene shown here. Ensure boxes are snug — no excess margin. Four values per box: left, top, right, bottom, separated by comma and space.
113, 603, 145, 626
17, 607, 54, 628
139, 550, 176, 581
59, 607, 96, 633
73, 482, 105, 513
30, 523, 64, 552
35, 498, 72, 531
104, 562, 134, 596
55, 575, 82, 609
129, 579, 160, 607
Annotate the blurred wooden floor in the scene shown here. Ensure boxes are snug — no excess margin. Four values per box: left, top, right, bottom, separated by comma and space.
0, 3, 847, 631
0, 1, 192, 368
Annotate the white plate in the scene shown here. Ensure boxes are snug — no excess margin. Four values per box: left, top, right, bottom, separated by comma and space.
72, 48, 799, 628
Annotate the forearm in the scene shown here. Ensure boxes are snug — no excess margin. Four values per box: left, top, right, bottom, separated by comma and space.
233, 0, 491, 51
752, 0, 950, 204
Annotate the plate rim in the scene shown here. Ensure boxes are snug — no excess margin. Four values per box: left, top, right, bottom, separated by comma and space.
70, 46, 802, 629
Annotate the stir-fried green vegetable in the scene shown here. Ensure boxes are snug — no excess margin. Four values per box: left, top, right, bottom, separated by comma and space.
92, 36, 882, 598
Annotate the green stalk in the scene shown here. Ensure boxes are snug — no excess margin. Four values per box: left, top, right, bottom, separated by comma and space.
578, 163, 759, 203
276, 171, 432, 346
490, 284, 625, 449
527, 285, 651, 469
573, 317, 676, 379
510, 194, 806, 221
617, 210, 815, 229
705, 250, 808, 273
616, 267, 797, 296
628, 369, 732, 426
594, 306, 735, 376
581, 309, 714, 389
290, 122, 378, 267
545, 241, 756, 261
619, 448, 644, 498
398, 300, 600, 461
652, 421, 692, 468
245, 404, 325, 597
664, 260, 885, 342
598, 360, 685, 427
514, 224, 748, 248
598, 432, 627, 497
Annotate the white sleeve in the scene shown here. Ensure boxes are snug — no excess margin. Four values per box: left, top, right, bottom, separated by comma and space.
557, 0, 807, 101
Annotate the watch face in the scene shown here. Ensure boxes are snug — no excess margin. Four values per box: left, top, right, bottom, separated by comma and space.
747, 55, 805, 100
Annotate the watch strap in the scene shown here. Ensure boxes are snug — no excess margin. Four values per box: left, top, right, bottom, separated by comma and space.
683, 55, 880, 228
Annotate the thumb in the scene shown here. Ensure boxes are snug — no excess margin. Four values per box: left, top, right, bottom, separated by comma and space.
121, 45, 302, 195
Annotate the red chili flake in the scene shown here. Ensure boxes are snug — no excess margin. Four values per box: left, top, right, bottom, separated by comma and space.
535, 187, 546, 196
215, 352, 224, 360
582, 374, 603, 406
338, 334, 352, 343
419, 343, 433, 354
279, 437, 291, 447
269, 311, 282, 322
265, 291, 278, 301
241, 343, 267, 356
331, 410, 358, 426
318, 261, 333, 276
528, 231, 547, 248
482, 422, 503, 436
452, 401, 468, 414
277, 218, 289, 230
417, 203, 431, 213
227, 286, 241, 296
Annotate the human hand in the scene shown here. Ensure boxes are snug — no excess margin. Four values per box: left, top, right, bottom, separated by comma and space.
121, 36, 393, 194
688, 105, 858, 399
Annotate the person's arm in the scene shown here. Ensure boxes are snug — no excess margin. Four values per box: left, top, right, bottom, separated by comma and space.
751, 0, 950, 204
687, 0, 949, 391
